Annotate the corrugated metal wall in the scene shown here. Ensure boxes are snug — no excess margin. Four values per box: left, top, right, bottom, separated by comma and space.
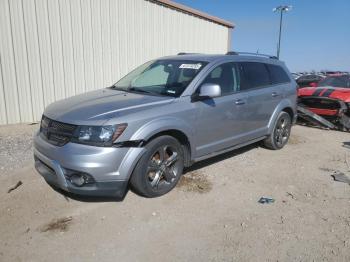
0, 0, 230, 125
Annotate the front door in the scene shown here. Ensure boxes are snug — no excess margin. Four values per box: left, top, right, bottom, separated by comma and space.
193, 62, 250, 157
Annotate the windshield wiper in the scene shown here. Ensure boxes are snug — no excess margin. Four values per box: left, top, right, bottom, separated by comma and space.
128, 87, 168, 97
128, 87, 153, 94
109, 86, 150, 94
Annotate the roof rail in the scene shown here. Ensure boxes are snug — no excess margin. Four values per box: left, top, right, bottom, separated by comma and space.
177, 52, 200, 55
226, 51, 278, 60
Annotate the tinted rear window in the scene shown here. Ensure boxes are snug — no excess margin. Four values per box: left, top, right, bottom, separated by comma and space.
267, 64, 290, 84
239, 62, 270, 90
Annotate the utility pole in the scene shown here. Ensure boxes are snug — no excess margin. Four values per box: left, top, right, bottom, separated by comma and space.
273, 5, 292, 59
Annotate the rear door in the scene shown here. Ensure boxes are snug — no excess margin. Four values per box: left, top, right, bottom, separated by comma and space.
237, 62, 283, 139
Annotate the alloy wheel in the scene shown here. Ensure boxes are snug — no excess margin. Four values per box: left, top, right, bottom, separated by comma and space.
147, 145, 181, 190
274, 116, 290, 147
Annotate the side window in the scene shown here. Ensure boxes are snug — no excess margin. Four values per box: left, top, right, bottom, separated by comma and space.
201, 63, 239, 95
133, 64, 169, 87
267, 64, 291, 84
210, 67, 223, 79
239, 62, 270, 90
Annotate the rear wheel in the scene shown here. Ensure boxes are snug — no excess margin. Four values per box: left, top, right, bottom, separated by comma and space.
130, 136, 184, 197
264, 111, 291, 150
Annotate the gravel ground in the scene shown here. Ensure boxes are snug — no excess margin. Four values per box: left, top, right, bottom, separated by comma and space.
0, 123, 38, 175
0, 124, 350, 261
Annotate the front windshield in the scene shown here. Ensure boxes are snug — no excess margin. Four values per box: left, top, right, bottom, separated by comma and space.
112, 59, 208, 97
318, 75, 350, 88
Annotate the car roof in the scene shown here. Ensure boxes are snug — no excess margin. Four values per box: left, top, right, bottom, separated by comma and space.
160, 54, 284, 65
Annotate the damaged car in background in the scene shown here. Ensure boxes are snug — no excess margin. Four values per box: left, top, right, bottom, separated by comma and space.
296, 73, 325, 88
297, 74, 350, 131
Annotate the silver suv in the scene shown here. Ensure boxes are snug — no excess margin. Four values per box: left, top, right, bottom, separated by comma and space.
34, 52, 297, 198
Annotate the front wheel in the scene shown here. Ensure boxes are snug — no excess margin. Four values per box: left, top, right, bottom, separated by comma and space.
263, 111, 292, 150
130, 135, 184, 197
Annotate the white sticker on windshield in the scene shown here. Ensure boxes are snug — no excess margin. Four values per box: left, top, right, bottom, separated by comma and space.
179, 63, 202, 70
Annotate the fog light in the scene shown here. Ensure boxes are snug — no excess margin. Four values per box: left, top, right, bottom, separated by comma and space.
70, 174, 86, 187
64, 169, 95, 187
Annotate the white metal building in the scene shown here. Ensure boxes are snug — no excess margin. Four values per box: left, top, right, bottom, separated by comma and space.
0, 0, 234, 125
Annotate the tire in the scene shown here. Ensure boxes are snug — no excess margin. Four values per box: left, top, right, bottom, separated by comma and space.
263, 111, 292, 150
130, 135, 184, 198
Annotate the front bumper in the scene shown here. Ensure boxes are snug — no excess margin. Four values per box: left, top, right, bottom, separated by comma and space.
298, 96, 348, 117
33, 132, 145, 197
305, 107, 339, 116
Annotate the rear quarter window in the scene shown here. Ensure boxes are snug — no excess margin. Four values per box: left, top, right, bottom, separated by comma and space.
267, 64, 291, 84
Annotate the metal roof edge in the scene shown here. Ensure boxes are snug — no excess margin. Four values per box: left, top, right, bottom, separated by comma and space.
151, 0, 235, 28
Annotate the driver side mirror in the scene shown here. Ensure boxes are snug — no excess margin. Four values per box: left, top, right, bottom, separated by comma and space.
192, 83, 221, 102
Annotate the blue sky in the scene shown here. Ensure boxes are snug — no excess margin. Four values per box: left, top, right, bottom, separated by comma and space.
175, 0, 350, 72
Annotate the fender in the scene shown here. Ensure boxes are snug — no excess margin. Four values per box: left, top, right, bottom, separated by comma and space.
130, 117, 195, 153
267, 98, 296, 134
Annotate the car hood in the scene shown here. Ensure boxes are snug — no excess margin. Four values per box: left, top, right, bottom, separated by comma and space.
44, 88, 175, 125
298, 86, 350, 102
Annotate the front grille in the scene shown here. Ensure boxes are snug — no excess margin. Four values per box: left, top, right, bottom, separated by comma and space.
40, 116, 77, 146
50, 120, 76, 133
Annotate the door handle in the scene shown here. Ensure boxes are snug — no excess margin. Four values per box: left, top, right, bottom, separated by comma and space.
272, 92, 279, 97
235, 99, 245, 105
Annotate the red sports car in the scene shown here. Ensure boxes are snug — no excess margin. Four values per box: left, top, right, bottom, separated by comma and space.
298, 74, 350, 129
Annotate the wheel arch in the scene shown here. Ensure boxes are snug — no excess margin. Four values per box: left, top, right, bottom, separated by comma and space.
282, 107, 294, 121
130, 118, 194, 167
268, 100, 296, 134
145, 129, 192, 167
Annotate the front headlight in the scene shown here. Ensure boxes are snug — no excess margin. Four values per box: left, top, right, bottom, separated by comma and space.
71, 123, 127, 146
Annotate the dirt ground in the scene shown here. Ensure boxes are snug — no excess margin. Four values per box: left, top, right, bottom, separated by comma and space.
0, 124, 350, 262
